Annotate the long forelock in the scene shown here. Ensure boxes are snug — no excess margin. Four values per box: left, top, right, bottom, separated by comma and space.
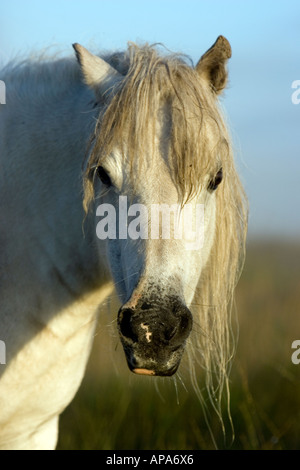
84, 43, 229, 207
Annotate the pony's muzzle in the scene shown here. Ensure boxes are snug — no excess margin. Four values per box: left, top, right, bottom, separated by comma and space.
117, 299, 193, 376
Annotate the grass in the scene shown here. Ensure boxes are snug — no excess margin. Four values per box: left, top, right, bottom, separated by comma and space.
56, 241, 300, 450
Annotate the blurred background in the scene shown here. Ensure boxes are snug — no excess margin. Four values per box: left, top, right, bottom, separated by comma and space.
1, 0, 300, 449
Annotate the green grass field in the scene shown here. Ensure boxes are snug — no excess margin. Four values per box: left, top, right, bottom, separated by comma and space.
57, 241, 300, 450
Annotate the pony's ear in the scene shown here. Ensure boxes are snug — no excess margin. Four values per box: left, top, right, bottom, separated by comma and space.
196, 36, 231, 94
73, 43, 122, 97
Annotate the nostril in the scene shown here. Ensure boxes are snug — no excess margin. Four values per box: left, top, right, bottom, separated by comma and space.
118, 308, 138, 342
165, 307, 193, 345
141, 302, 151, 310
164, 325, 177, 341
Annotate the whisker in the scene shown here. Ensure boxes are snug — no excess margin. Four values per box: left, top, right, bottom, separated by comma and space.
154, 379, 166, 404
172, 375, 180, 405
175, 371, 188, 394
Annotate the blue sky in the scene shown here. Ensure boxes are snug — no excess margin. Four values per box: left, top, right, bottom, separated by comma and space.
1, 0, 300, 240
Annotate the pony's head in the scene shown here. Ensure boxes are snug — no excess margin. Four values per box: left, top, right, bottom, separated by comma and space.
74, 37, 247, 399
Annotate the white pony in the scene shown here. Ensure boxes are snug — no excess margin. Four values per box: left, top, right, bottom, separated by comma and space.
0, 36, 247, 449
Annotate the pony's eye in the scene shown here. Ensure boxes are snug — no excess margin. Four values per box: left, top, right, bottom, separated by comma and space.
96, 166, 112, 187
208, 168, 223, 191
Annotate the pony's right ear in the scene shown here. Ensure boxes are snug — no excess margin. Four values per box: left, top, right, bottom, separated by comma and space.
73, 43, 122, 98
196, 36, 231, 94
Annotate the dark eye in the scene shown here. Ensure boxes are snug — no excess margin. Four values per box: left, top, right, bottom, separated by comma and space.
208, 168, 223, 191
96, 166, 112, 187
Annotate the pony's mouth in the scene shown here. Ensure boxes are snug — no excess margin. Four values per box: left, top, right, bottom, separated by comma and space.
132, 363, 179, 377
125, 351, 182, 377
132, 368, 156, 376
125, 349, 182, 377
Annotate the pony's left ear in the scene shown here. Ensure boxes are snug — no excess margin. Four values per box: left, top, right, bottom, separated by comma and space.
73, 43, 122, 98
196, 36, 231, 94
